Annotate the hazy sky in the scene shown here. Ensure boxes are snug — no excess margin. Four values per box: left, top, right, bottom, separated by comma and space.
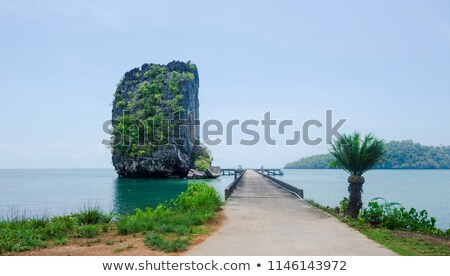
1, 0, 449, 168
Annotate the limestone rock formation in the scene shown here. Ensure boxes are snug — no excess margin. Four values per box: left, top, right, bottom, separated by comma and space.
187, 169, 207, 179
111, 61, 199, 178
186, 166, 222, 179
205, 166, 221, 178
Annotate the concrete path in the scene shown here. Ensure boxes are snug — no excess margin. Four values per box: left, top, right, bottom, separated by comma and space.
188, 170, 395, 256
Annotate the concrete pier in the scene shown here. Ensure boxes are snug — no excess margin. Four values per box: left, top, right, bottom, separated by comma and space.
188, 170, 395, 256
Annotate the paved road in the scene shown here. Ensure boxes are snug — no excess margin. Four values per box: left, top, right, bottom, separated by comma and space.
188, 170, 395, 256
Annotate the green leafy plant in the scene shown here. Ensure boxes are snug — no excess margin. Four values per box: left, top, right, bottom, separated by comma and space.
361, 197, 439, 234
192, 144, 212, 172
0, 182, 221, 255
339, 197, 349, 213
329, 132, 386, 218
72, 206, 113, 225
72, 225, 100, 238
116, 183, 222, 252
112, 63, 193, 157
194, 157, 211, 172
144, 233, 189, 252
306, 199, 450, 256
116, 100, 126, 108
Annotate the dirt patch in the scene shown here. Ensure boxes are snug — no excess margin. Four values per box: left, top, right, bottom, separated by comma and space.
13, 211, 225, 256
185, 211, 225, 250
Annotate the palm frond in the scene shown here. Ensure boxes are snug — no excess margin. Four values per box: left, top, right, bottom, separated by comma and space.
329, 132, 386, 176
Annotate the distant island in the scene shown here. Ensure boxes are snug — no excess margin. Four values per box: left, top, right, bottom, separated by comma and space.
285, 140, 450, 169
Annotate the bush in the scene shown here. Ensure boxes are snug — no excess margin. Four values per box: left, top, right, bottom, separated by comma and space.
339, 197, 349, 213
194, 158, 210, 172
116, 183, 223, 252
116, 100, 126, 108
172, 183, 222, 211
192, 144, 212, 172
361, 198, 439, 234
116, 205, 169, 235
44, 215, 76, 240
72, 225, 100, 238
144, 233, 189, 252
0, 183, 222, 254
0, 219, 47, 254
72, 206, 113, 225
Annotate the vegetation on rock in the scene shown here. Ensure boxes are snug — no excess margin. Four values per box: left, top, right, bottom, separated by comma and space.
192, 144, 213, 172
111, 61, 200, 178
112, 64, 193, 157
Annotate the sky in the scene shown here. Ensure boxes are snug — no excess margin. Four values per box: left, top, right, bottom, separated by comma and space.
0, 0, 449, 168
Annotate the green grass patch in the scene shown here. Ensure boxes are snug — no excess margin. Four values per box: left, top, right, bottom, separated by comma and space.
144, 232, 189, 252
106, 238, 115, 245
72, 206, 114, 225
116, 182, 223, 252
0, 183, 223, 255
72, 225, 100, 239
113, 244, 134, 254
306, 199, 450, 256
0, 208, 113, 255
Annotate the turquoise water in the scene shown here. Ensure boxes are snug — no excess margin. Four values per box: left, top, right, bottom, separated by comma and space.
1, 169, 448, 230
0, 169, 234, 219
276, 169, 450, 229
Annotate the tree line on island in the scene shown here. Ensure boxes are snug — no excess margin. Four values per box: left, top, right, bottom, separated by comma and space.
285, 140, 450, 170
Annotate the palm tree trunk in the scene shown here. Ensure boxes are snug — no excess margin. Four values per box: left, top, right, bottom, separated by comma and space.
347, 176, 365, 218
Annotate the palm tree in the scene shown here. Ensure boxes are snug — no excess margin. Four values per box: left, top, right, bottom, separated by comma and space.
329, 133, 386, 218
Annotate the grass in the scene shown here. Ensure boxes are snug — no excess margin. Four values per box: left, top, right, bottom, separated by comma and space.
72, 206, 114, 225
116, 183, 223, 251
113, 244, 134, 254
72, 225, 100, 238
144, 233, 189, 252
0, 206, 113, 255
0, 183, 223, 255
106, 238, 115, 245
307, 199, 450, 256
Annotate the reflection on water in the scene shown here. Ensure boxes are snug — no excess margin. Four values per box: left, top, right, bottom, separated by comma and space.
113, 177, 188, 215
0, 169, 235, 220
113, 175, 235, 215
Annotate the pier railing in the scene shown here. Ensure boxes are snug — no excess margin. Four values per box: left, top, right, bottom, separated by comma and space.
221, 168, 283, 176
255, 168, 284, 176
224, 170, 246, 200
255, 170, 304, 199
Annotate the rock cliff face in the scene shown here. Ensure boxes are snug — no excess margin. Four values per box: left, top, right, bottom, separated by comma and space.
111, 61, 199, 178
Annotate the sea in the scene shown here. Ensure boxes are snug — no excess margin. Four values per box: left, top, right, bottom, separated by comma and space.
0, 169, 233, 219
0, 169, 448, 229
275, 169, 450, 229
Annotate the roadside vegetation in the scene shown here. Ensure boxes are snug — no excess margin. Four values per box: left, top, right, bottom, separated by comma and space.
309, 132, 450, 255
116, 182, 223, 252
0, 183, 223, 255
307, 198, 450, 256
